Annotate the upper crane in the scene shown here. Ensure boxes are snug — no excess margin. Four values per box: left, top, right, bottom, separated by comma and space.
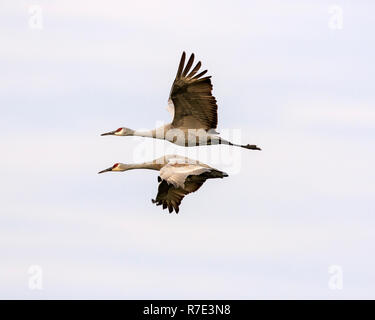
101, 52, 261, 150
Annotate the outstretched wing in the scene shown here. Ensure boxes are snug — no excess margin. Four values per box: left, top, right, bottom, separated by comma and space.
152, 179, 204, 214
168, 52, 218, 132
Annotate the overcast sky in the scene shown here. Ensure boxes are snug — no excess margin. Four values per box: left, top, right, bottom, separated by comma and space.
1, 0, 374, 299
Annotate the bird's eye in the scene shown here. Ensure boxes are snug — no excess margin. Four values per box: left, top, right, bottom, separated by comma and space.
113, 163, 119, 168
115, 128, 123, 133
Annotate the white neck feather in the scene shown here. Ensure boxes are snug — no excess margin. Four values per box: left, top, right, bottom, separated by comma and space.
132, 129, 155, 138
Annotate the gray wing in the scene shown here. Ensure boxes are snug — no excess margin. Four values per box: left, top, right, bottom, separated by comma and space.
152, 179, 204, 214
169, 52, 218, 132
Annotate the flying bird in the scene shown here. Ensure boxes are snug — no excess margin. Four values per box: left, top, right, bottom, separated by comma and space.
98, 155, 228, 213
101, 52, 261, 150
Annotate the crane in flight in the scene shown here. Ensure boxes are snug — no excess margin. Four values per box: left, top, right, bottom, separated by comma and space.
101, 52, 261, 150
98, 155, 228, 213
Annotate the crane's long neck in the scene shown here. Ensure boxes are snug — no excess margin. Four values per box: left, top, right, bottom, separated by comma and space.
131, 125, 170, 140
123, 161, 162, 171
132, 129, 156, 138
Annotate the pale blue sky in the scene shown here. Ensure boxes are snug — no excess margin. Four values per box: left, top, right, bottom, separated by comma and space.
0, 0, 374, 299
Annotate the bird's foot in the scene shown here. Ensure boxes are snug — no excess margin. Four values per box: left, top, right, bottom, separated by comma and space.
243, 144, 261, 150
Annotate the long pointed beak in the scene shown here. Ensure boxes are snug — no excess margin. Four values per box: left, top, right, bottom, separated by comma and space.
101, 130, 116, 136
98, 167, 113, 174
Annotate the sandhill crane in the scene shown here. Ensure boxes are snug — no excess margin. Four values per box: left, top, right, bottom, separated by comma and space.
101, 52, 261, 150
98, 155, 228, 213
